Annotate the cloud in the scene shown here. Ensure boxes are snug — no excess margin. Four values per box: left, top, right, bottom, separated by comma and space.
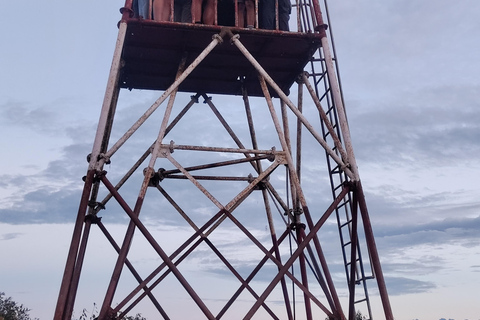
1, 102, 56, 132
0, 232, 23, 241
1, 3, 479, 316
0, 131, 92, 224
383, 276, 436, 296
471, 265, 480, 273
0, 188, 81, 224
349, 84, 480, 167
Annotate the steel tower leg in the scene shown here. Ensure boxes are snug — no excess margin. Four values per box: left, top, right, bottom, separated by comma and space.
56, 1, 394, 318
54, 19, 128, 320
320, 35, 394, 320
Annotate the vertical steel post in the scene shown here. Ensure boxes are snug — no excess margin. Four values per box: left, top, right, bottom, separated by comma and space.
53, 170, 94, 320
56, 1, 394, 318
243, 84, 294, 320
63, 219, 92, 320
296, 226, 313, 320
320, 29, 394, 319
54, 11, 129, 318
356, 181, 394, 320
348, 191, 359, 320
98, 55, 187, 320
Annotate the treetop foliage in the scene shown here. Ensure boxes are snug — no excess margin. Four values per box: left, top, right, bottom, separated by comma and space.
0, 292, 37, 320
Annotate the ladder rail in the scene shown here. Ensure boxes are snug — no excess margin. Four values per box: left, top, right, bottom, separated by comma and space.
304, 6, 376, 316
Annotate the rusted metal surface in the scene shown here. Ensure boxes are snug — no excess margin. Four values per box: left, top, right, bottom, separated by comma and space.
99, 174, 217, 319
159, 154, 272, 176
119, 21, 321, 96
105, 31, 225, 160
348, 190, 359, 320
356, 181, 394, 320
302, 72, 348, 163
96, 221, 168, 317
216, 228, 290, 318
263, 188, 294, 320
320, 36, 359, 181
296, 225, 314, 320
120, 0, 319, 97
55, 0, 394, 319
243, 185, 350, 318
63, 218, 92, 320
230, 32, 354, 180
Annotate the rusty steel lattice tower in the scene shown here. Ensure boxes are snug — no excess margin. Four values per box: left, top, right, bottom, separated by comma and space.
55, 0, 393, 319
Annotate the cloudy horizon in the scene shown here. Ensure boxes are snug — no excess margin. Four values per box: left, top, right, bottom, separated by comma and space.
1, 1, 480, 320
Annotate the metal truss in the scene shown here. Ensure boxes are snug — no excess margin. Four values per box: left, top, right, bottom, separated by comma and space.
54, 1, 393, 319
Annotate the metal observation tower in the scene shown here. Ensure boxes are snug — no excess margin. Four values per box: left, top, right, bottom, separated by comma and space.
55, 0, 393, 319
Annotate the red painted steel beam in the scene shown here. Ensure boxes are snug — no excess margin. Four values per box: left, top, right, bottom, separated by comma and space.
99, 174, 219, 319
54, 169, 95, 320
96, 221, 170, 318
216, 228, 291, 318
63, 219, 93, 320
348, 190, 359, 320
296, 226, 314, 320
356, 181, 394, 320
243, 184, 350, 319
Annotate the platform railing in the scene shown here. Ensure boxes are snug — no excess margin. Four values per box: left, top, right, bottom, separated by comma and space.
123, 0, 325, 33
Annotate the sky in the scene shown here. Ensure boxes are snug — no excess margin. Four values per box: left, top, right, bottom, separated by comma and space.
1, 0, 480, 320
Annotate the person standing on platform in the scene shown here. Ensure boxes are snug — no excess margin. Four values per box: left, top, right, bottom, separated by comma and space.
151, 0, 214, 24
260, 0, 291, 31
134, 0, 151, 18
192, 0, 215, 24
174, 0, 192, 22
236, 0, 255, 28
153, 0, 173, 21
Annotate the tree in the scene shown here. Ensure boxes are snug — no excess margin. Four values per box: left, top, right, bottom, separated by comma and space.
122, 315, 146, 320
0, 292, 37, 320
75, 304, 146, 320
325, 311, 368, 320
77, 311, 146, 320
77, 310, 146, 320
356, 310, 367, 320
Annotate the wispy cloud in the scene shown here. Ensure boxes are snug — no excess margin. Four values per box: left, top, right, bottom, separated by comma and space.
383, 277, 436, 295
1, 1, 480, 318
0, 232, 23, 241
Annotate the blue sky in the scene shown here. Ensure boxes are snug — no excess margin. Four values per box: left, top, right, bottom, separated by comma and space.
1, 0, 480, 319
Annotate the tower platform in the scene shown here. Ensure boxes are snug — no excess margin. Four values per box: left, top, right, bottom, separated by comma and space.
54, 2, 395, 319
119, 20, 322, 96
